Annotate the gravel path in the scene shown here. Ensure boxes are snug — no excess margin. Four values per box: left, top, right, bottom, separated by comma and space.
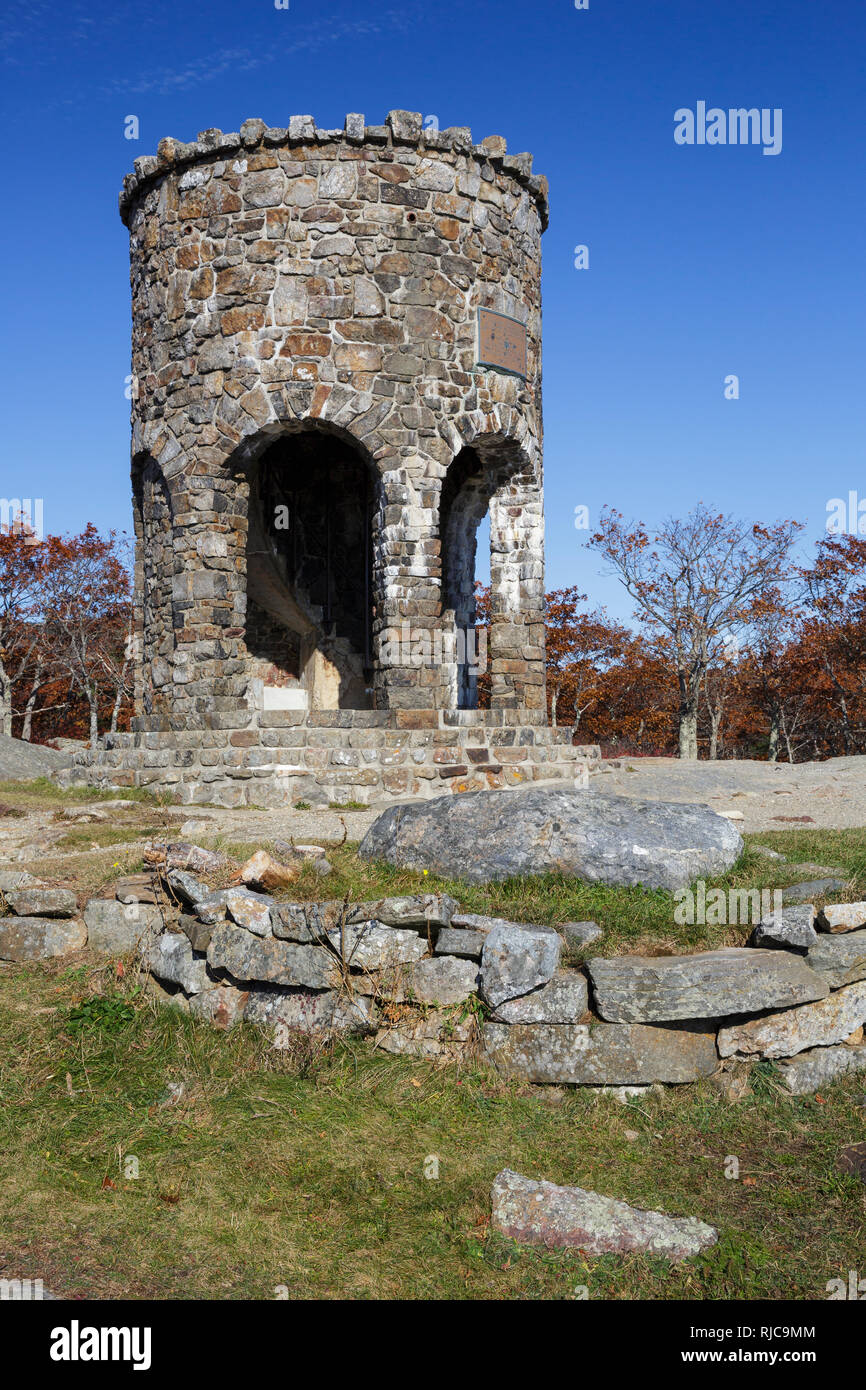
591, 755, 866, 832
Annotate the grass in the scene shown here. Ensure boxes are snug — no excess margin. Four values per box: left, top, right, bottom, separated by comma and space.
0, 826, 865, 1299
179, 827, 866, 960
0, 777, 167, 812
0, 954, 864, 1300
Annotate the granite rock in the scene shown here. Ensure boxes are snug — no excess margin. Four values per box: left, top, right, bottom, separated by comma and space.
588, 948, 828, 1023
359, 786, 743, 891
718, 981, 866, 1059
490, 1169, 717, 1259
490, 970, 588, 1024
480, 923, 561, 1007
482, 1021, 719, 1085
0, 915, 87, 961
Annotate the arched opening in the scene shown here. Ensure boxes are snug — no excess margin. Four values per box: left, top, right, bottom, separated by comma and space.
439, 434, 536, 710
131, 454, 174, 717
243, 425, 377, 710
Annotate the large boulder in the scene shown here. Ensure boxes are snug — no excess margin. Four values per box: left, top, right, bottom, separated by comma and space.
482, 1021, 718, 1085
588, 947, 828, 1023
358, 786, 743, 890
0, 733, 72, 780
491, 1170, 717, 1259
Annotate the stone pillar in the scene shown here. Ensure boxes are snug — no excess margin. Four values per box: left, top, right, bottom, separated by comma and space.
488, 479, 546, 715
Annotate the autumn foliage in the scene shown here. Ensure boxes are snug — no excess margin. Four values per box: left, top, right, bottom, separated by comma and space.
478, 521, 866, 762
0, 521, 133, 748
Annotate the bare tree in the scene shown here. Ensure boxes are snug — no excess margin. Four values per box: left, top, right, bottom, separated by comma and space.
590, 506, 802, 759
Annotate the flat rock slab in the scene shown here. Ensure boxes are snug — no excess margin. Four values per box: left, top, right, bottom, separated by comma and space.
782, 878, 847, 904
588, 948, 828, 1023
449, 912, 560, 938
359, 786, 743, 891
490, 970, 589, 1024
483, 1021, 719, 1085
776, 1043, 866, 1095
434, 926, 485, 959
480, 923, 561, 1007
718, 981, 866, 1059
245, 986, 376, 1036
491, 1169, 717, 1259
818, 902, 866, 934
2, 887, 77, 918
805, 930, 866, 989
0, 916, 86, 960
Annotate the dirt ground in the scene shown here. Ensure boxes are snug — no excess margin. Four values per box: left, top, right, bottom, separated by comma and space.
0, 754, 863, 874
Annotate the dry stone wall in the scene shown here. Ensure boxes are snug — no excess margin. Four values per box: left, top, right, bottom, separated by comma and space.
6, 857, 866, 1097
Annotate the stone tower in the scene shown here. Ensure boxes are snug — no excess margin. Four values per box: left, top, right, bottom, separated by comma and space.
90, 110, 589, 806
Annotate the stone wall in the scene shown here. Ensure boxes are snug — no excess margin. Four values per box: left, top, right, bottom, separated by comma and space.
72, 711, 599, 807
122, 109, 549, 727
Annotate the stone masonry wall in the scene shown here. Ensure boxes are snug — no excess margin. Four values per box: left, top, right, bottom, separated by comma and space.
74, 711, 599, 808
123, 110, 549, 726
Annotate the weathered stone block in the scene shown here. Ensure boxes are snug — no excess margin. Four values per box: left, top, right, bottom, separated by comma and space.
588, 948, 828, 1023
482, 1022, 719, 1085
0, 916, 87, 961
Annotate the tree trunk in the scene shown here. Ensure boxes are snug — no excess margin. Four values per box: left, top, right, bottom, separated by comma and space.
21, 658, 44, 742
88, 686, 99, 748
708, 705, 722, 760
0, 658, 12, 739
678, 708, 699, 760
768, 710, 780, 762
550, 685, 558, 728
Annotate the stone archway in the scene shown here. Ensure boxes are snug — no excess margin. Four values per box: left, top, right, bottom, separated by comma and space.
439, 426, 545, 712
242, 425, 378, 711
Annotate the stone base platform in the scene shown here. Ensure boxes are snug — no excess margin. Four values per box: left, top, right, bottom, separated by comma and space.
67, 710, 598, 808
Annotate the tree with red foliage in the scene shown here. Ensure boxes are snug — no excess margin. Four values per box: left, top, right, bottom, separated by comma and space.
40, 525, 133, 747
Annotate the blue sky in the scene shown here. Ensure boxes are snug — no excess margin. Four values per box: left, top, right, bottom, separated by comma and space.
2, 0, 863, 621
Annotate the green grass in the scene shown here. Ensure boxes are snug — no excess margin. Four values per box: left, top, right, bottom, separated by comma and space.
0, 956, 863, 1301
202, 827, 866, 959
1, 825, 865, 1300
0, 778, 166, 812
